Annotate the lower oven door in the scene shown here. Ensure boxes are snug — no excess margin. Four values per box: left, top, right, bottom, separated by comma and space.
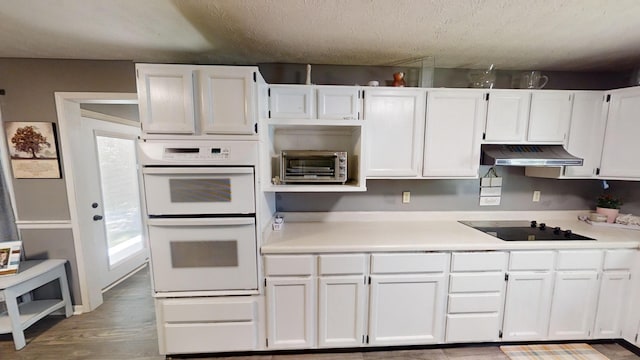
147, 217, 257, 292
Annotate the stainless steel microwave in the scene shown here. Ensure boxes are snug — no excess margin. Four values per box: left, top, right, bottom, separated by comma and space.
280, 150, 347, 184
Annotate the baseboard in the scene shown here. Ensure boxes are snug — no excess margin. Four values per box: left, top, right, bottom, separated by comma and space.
615, 339, 640, 356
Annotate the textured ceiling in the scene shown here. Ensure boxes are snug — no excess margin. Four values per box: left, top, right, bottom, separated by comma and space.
1, 0, 640, 71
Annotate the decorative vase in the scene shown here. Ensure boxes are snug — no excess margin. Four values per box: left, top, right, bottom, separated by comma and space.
595, 207, 619, 223
392, 72, 406, 87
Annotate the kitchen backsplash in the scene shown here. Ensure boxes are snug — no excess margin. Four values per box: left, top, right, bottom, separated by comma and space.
276, 166, 640, 214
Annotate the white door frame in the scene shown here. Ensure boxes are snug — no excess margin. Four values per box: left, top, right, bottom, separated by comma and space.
55, 92, 138, 313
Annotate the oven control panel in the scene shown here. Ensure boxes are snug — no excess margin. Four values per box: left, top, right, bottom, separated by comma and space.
138, 140, 258, 166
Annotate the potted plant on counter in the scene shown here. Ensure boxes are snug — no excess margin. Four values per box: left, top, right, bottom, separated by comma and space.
596, 193, 623, 223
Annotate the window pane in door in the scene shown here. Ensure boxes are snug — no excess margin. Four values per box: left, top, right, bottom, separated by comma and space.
96, 136, 144, 267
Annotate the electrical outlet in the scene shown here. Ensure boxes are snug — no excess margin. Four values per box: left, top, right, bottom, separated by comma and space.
533, 190, 541, 202
402, 191, 411, 204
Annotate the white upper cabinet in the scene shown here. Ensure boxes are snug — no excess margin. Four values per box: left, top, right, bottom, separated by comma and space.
527, 91, 573, 143
484, 90, 530, 142
317, 86, 360, 120
137, 64, 195, 134
599, 86, 640, 179
483, 90, 572, 144
563, 91, 607, 178
269, 85, 314, 119
136, 64, 258, 135
197, 67, 256, 134
423, 90, 486, 178
364, 88, 426, 177
269, 85, 360, 120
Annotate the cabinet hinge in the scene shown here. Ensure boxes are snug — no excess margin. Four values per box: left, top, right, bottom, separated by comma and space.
268, 88, 271, 97
368, 276, 371, 285
588, 330, 591, 337
268, 110, 271, 118
499, 330, 503, 339
266, 338, 269, 347
366, 335, 370, 344
254, 123, 258, 134
264, 278, 267, 287
595, 168, 600, 175
362, 90, 365, 98
505, 273, 509, 281
485, 93, 490, 101
136, 68, 139, 79
362, 335, 365, 343
482, 132, 486, 140
253, 72, 257, 82
634, 333, 638, 342
606, 94, 611, 102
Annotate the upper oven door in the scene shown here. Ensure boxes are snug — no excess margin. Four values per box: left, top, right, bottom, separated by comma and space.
143, 167, 255, 215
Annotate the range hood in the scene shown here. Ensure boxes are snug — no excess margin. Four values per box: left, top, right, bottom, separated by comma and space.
481, 144, 583, 166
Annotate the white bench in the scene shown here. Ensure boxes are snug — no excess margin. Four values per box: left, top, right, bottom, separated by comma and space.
0, 260, 73, 350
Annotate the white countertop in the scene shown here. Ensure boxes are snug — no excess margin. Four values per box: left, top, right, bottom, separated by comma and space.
261, 211, 640, 254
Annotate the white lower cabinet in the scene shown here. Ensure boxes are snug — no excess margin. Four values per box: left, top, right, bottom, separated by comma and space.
265, 255, 316, 349
594, 249, 635, 339
367, 253, 449, 346
317, 254, 368, 348
156, 297, 259, 355
446, 252, 508, 343
502, 251, 555, 341
368, 273, 447, 346
547, 250, 602, 340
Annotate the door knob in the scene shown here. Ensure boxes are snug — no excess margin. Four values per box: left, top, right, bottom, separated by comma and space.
93, 215, 103, 221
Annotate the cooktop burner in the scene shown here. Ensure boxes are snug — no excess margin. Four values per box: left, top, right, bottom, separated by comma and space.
460, 220, 595, 241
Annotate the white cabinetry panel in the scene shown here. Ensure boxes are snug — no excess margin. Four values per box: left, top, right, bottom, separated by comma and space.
484, 90, 530, 142
317, 86, 360, 120
368, 273, 446, 346
364, 89, 426, 177
318, 275, 366, 348
137, 64, 195, 134
423, 90, 485, 177
547, 271, 599, 340
502, 271, 554, 341
527, 91, 573, 143
266, 277, 315, 349
599, 86, 640, 178
594, 271, 631, 338
269, 85, 313, 119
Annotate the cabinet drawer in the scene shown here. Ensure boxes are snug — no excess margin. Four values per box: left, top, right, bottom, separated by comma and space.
448, 293, 503, 313
446, 314, 501, 342
451, 252, 508, 272
449, 273, 505, 293
318, 254, 367, 275
370, 253, 449, 274
509, 251, 554, 271
603, 250, 636, 270
160, 298, 256, 322
265, 255, 315, 276
556, 250, 602, 271
163, 322, 257, 354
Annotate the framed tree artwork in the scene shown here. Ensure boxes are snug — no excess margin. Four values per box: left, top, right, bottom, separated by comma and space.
4, 122, 61, 179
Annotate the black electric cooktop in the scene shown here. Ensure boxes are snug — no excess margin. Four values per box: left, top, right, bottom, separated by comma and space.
460, 220, 595, 241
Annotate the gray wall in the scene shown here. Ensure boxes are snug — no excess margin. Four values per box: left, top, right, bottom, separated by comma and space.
277, 166, 640, 215
0, 58, 136, 304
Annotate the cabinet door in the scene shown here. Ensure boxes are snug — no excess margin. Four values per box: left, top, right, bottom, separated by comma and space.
136, 64, 195, 134
197, 67, 256, 134
364, 89, 426, 177
599, 87, 640, 178
564, 91, 607, 177
318, 275, 366, 348
527, 91, 573, 143
484, 91, 530, 142
269, 85, 313, 119
368, 273, 446, 346
266, 277, 315, 349
317, 86, 360, 120
593, 271, 631, 339
502, 271, 553, 341
423, 90, 486, 177
547, 271, 600, 340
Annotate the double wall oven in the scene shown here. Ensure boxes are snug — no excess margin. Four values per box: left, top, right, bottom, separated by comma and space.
139, 140, 259, 294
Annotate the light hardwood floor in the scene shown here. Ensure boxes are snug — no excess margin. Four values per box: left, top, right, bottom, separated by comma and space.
1, 266, 638, 359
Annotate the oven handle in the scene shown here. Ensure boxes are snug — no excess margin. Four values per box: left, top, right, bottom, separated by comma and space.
147, 217, 255, 227
142, 167, 253, 175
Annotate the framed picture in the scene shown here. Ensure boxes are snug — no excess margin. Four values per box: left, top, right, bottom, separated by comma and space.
0, 241, 22, 276
4, 122, 61, 179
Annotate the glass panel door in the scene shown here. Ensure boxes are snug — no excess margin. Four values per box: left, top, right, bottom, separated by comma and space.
95, 135, 144, 267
